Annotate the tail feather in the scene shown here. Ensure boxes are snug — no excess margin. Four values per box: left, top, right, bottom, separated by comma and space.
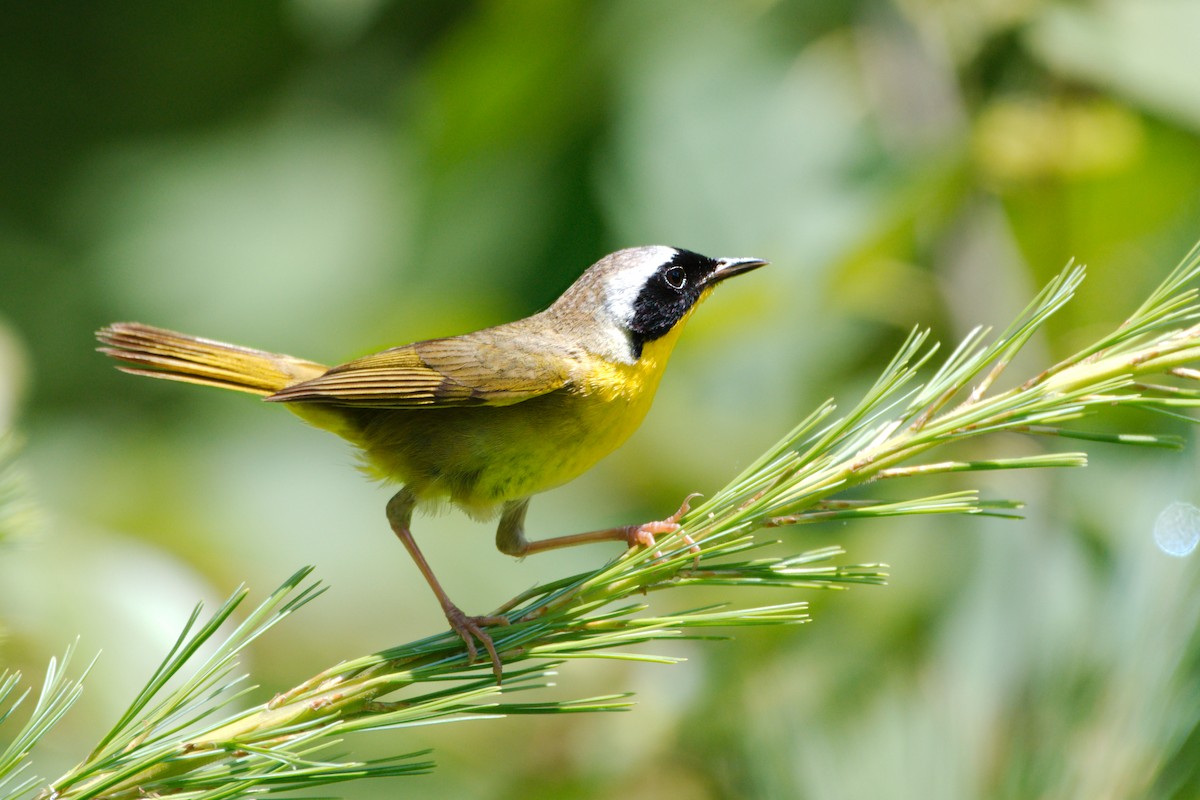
97, 322, 328, 396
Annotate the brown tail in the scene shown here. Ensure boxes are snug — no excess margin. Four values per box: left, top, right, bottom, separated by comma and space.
97, 322, 328, 396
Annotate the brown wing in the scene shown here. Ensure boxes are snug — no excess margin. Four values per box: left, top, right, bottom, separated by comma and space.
264, 325, 573, 408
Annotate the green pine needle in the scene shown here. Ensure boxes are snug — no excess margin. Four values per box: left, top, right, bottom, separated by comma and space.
0, 643, 94, 800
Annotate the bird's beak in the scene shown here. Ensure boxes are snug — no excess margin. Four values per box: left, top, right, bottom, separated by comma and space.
707, 256, 769, 285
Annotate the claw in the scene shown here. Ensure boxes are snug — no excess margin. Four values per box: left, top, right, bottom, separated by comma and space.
624, 493, 703, 567
443, 605, 509, 683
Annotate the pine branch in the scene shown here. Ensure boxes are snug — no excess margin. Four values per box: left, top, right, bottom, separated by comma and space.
29, 545, 878, 800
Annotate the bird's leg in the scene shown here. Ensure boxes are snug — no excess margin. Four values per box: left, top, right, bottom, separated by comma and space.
386, 489, 508, 681
495, 494, 702, 562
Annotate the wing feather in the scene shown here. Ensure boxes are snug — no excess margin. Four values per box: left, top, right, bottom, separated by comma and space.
265, 326, 573, 408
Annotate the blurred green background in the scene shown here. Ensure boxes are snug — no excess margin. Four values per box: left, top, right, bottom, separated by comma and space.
3, 1, 1200, 798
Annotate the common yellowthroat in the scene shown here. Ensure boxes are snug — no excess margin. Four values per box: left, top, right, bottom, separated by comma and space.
97, 246, 766, 678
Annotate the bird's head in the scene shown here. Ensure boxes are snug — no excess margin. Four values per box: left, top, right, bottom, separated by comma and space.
554, 246, 767, 362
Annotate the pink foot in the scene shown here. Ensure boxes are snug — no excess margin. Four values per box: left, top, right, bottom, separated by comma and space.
624, 493, 703, 566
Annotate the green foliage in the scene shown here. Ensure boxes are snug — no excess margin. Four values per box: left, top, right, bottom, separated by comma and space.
0, 438, 34, 547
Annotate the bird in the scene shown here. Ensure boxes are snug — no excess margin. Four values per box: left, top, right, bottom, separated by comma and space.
97, 245, 767, 679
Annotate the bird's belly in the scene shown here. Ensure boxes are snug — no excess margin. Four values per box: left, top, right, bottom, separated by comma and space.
345, 388, 651, 518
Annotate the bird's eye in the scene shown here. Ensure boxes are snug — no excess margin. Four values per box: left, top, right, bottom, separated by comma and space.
663, 265, 687, 290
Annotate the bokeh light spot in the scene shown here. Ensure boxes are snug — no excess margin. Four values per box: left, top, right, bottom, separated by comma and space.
1154, 501, 1200, 557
